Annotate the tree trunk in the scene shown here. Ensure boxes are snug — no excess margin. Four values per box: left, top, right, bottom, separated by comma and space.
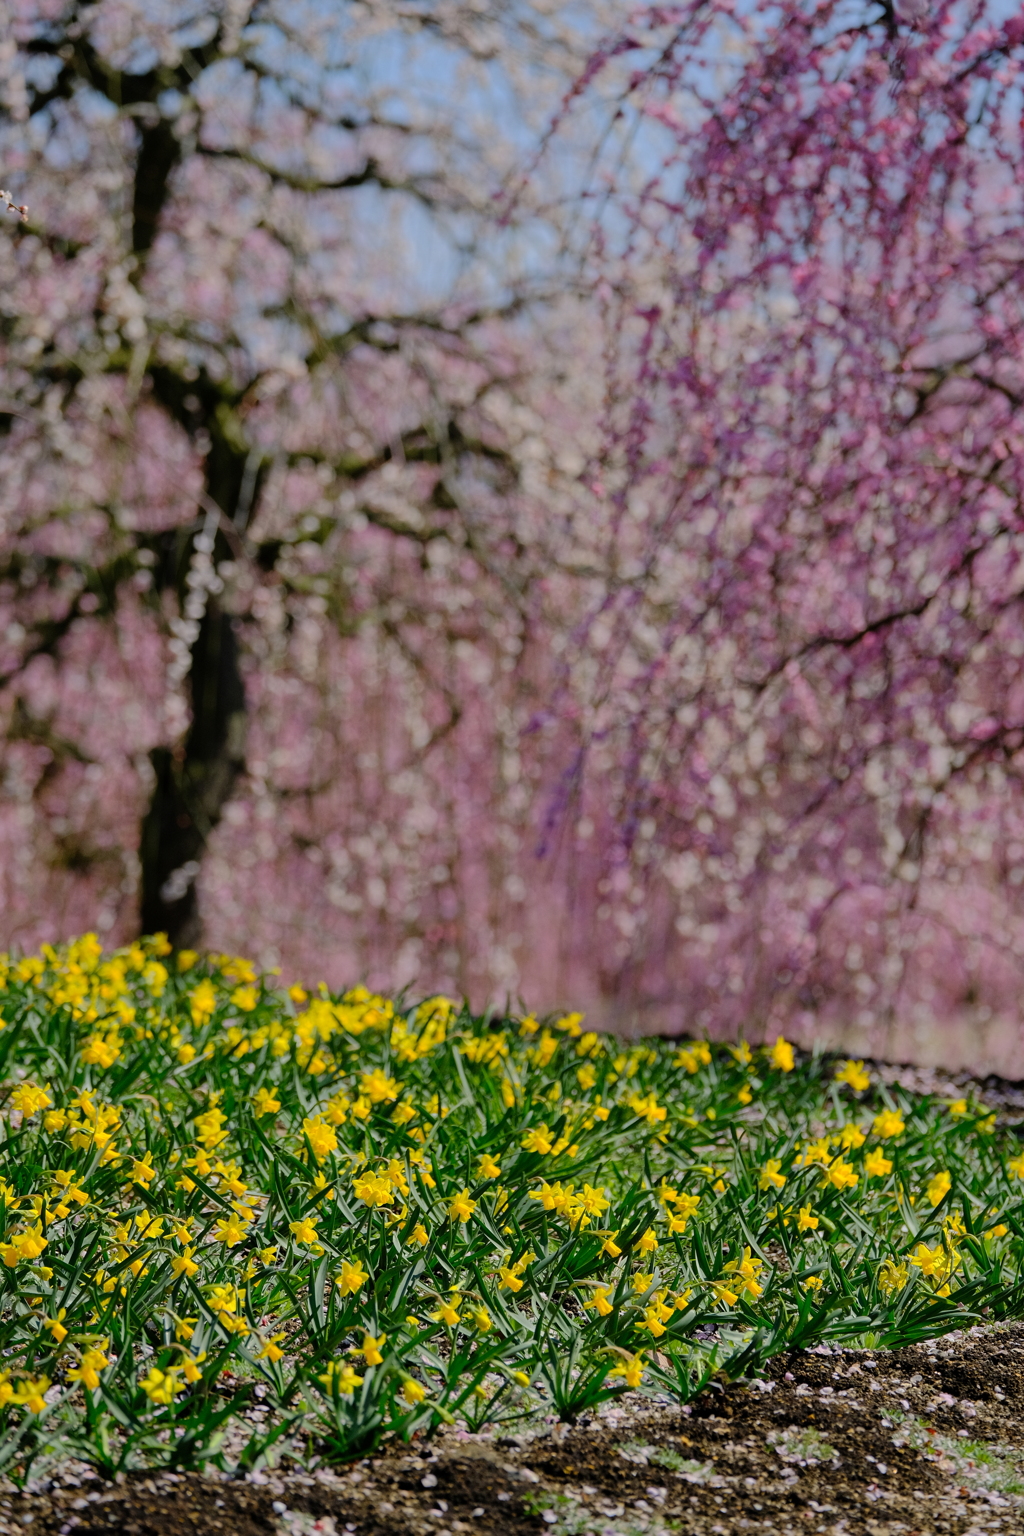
139, 598, 246, 946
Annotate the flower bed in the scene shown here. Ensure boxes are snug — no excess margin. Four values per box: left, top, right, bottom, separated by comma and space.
0, 935, 1020, 1478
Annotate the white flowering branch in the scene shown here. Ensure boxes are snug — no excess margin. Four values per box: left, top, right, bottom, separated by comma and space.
0, 190, 27, 221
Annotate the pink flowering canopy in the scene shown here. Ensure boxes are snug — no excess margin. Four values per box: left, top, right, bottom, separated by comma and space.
542, 0, 1024, 1066
3, 0, 1024, 1071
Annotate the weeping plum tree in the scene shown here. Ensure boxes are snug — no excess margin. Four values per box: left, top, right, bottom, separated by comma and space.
544, 0, 1024, 1062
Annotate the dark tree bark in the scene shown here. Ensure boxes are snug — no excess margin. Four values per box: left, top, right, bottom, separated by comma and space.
137, 364, 255, 945
139, 599, 246, 946
115, 31, 253, 944
132, 120, 181, 257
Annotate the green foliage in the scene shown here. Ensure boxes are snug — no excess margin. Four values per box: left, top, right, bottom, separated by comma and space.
0, 935, 1020, 1476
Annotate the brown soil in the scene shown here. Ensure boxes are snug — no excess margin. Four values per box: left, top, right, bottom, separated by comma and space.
4, 1324, 1024, 1536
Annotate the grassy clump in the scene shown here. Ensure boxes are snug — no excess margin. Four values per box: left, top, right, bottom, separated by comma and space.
0, 935, 1020, 1478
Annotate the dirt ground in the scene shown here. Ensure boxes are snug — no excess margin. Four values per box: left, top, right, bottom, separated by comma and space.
3, 1323, 1024, 1536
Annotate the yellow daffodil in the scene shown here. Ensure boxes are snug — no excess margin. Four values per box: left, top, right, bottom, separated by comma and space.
68, 1346, 109, 1393
252, 1087, 281, 1118
431, 1295, 462, 1327
257, 1333, 286, 1363
926, 1170, 952, 1207
171, 1248, 200, 1278
140, 1365, 183, 1405
12, 1376, 50, 1414
214, 1214, 249, 1247
759, 1159, 786, 1191
584, 1287, 614, 1317
448, 1188, 477, 1223
821, 1157, 858, 1192
769, 1037, 795, 1072
289, 1215, 320, 1248
358, 1332, 386, 1365
877, 1259, 909, 1297
10, 1083, 52, 1117
301, 1116, 338, 1162
609, 1351, 646, 1388
335, 1260, 369, 1296
318, 1361, 363, 1396
834, 1060, 870, 1092
43, 1309, 67, 1345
